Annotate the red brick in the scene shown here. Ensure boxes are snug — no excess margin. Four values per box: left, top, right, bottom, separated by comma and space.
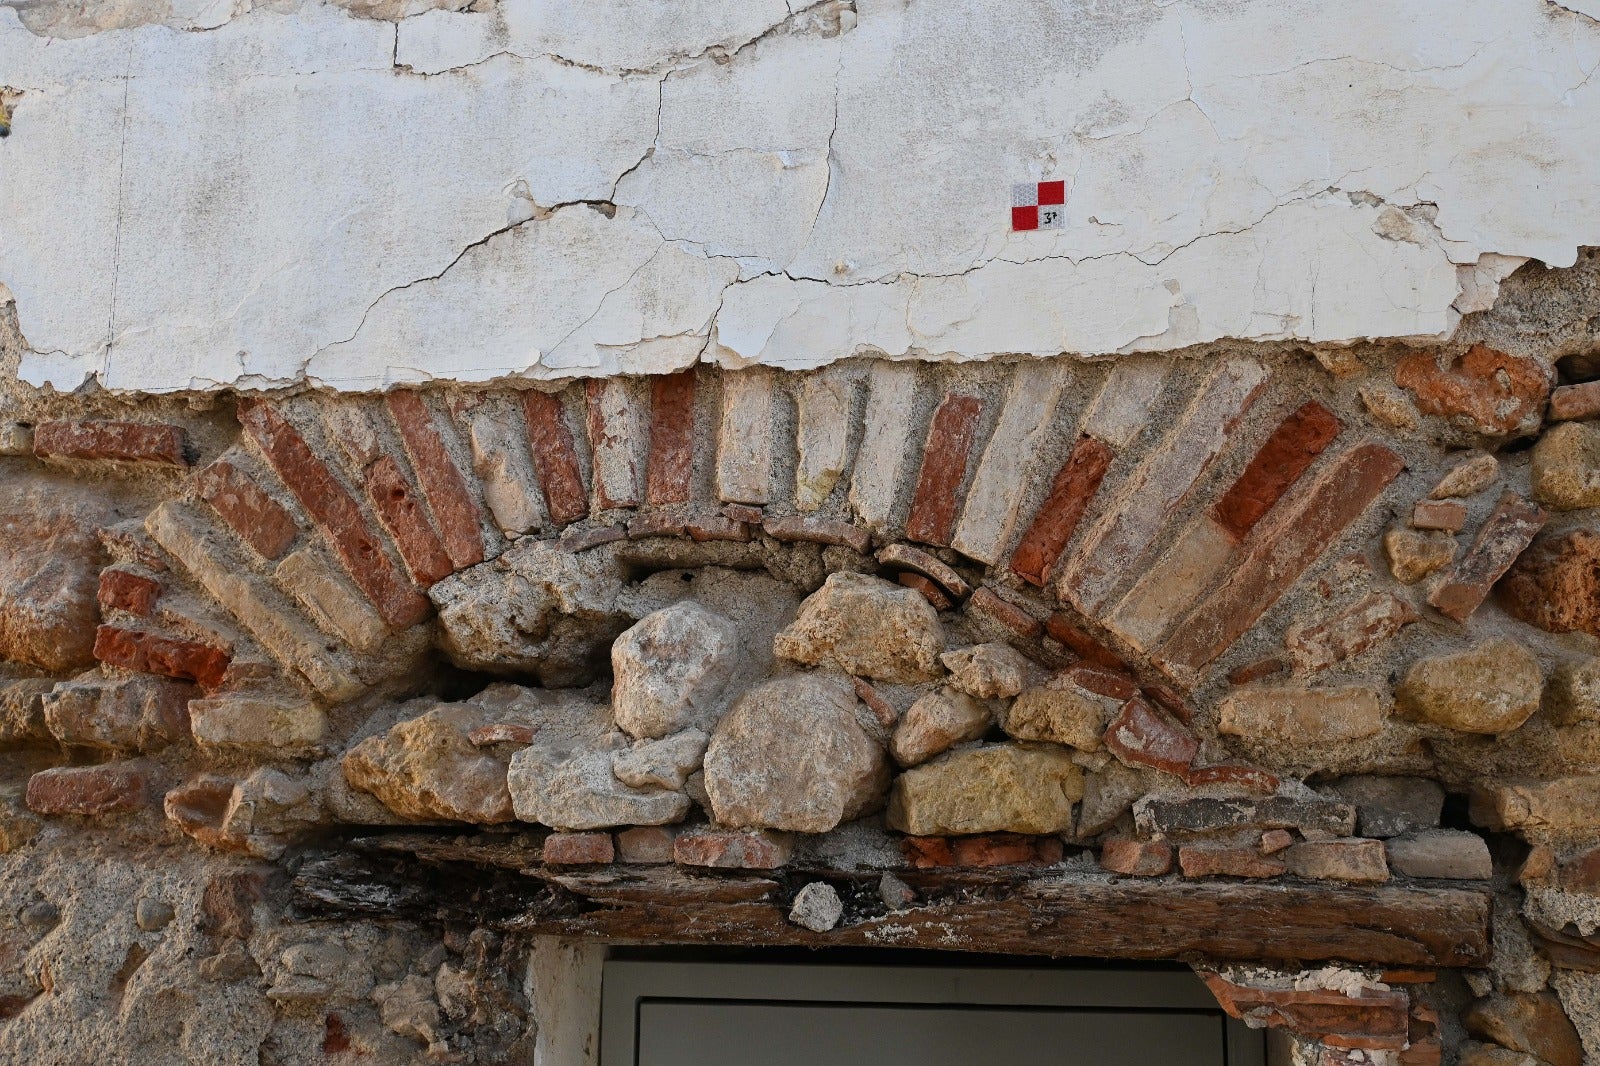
1043, 612, 1129, 670
1411, 499, 1466, 531
902, 836, 954, 867
238, 401, 428, 629
1184, 763, 1281, 793
906, 394, 985, 546
674, 828, 793, 869
1428, 491, 1546, 621
1550, 379, 1600, 421
723, 503, 763, 524
94, 624, 230, 690
542, 832, 614, 865
1103, 697, 1198, 776
467, 723, 537, 747
1395, 344, 1551, 436
193, 461, 298, 560
386, 391, 485, 570
1201, 972, 1410, 1051
98, 567, 161, 617
965, 585, 1043, 640
557, 525, 626, 553
34, 420, 190, 466
1159, 443, 1405, 676
364, 454, 455, 587
1099, 838, 1173, 876
1499, 527, 1600, 636
906, 834, 1064, 868
27, 763, 147, 816
1065, 664, 1138, 702
1179, 846, 1286, 879
851, 677, 899, 730
645, 371, 697, 505
1010, 436, 1114, 585
1212, 402, 1342, 540
521, 389, 589, 526
1286, 591, 1420, 675
1228, 656, 1288, 685
685, 515, 751, 542
898, 571, 952, 611
761, 515, 871, 554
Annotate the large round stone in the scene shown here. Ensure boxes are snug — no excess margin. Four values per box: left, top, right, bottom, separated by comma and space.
1397, 639, 1542, 734
773, 571, 945, 683
611, 602, 739, 739
703, 673, 891, 833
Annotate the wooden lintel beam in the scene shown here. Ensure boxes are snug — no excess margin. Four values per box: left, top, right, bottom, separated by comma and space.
292, 841, 1491, 969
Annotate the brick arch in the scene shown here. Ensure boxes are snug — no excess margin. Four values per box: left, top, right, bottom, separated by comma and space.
91, 354, 1432, 736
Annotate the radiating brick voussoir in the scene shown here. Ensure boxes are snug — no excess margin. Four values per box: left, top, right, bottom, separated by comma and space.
522, 388, 590, 526
363, 454, 455, 588
646, 370, 697, 506
585, 377, 644, 510
237, 400, 428, 629
1158, 442, 1405, 679
1211, 401, 1342, 540
1009, 436, 1114, 586
905, 393, 985, 547
34, 420, 191, 466
385, 390, 486, 570
193, 459, 299, 561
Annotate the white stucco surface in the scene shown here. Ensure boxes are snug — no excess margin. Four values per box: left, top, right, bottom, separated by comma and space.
1, 0, 1598, 391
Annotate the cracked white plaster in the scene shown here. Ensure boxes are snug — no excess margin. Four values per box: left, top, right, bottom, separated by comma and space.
2, 0, 1600, 390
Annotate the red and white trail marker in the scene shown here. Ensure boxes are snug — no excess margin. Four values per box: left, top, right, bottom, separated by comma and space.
1012, 180, 1066, 231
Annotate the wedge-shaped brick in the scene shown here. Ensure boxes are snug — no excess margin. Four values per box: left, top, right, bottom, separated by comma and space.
145, 502, 363, 701
585, 377, 644, 510
1158, 442, 1404, 679
1009, 436, 1113, 586
238, 401, 427, 628
794, 366, 857, 512
522, 389, 589, 526
364, 454, 454, 587
906, 394, 985, 546
274, 548, 387, 654
951, 361, 1066, 565
386, 391, 485, 570
194, 460, 298, 560
849, 362, 921, 531
646, 370, 697, 505
1060, 358, 1267, 612
715, 368, 775, 505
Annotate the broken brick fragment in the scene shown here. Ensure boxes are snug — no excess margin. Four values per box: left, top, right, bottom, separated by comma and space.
94, 624, 231, 690
34, 420, 190, 466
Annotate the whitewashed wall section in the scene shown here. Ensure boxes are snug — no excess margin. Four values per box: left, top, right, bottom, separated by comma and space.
1, 0, 1599, 391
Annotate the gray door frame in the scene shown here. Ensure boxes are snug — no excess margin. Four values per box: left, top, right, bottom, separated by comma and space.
600, 958, 1269, 1066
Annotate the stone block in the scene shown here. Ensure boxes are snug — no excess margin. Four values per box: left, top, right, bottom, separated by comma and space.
1431, 453, 1499, 499
1386, 830, 1492, 879
1533, 421, 1600, 511
1284, 838, 1389, 883
585, 377, 644, 510
612, 602, 738, 739
1384, 528, 1458, 585
774, 571, 944, 683
1550, 379, 1600, 421
1545, 657, 1600, 725
1469, 775, 1600, 833
1464, 992, 1583, 1066
1501, 528, 1600, 637
848, 361, 920, 531
616, 825, 676, 863
189, 696, 327, 755
43, 672, 193, 753
273, 548, 388, 653
1396, 639, 1541, 734
886, 743, 1083, 836
716, 368, 775, 505
951, 361, 1065, 564
0, 503, 109, 672
940, 642, 1028, 699
1325, 776, 1444, 838
794, 366, 856, 511
891, 687, 990, 768
1134, 794, 1357, 839
1218, 685, 1389, 744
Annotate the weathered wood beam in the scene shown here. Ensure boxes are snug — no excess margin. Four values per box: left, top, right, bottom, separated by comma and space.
291, 835, 1491, 968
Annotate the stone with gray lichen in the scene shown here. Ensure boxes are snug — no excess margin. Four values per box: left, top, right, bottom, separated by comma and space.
509, 741, 691, 831
789, 881, 843, 933
940, 643, 1029, 699
612, 729, 710, 790
611, 602, 739, 739
1324, 775, 1444, 838
1386, 829, 1492, 880
1133, 794, 1356, 840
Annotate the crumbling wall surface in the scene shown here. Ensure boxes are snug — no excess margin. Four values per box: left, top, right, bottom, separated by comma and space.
0, 248, 1597, 1061
2, 0, 1600, 390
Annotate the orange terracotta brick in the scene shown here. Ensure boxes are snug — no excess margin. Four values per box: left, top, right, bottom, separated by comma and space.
965, 585, 1043, 640
1009, 435, 1112, 585
364, 454, 454, 587
1103, 697, 1198, 776
1550, 379, 1600, 421
238, 401, 428, 629
94, 624, 230, 690
386, 391, 485, 570
1212, 401, 1342, 540
905, 394, 985, 547
542, 832, 614, 865
898, 571, 952, 611
645, 371, 697, 505
1395, 344, 1550, 436
1099, 838, 1173, 876
98, 568, 162, 617
194, 460, 298, 560
34, 420, 190, 466
521, 389, 589, 526
1428, 491, 1546, 621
